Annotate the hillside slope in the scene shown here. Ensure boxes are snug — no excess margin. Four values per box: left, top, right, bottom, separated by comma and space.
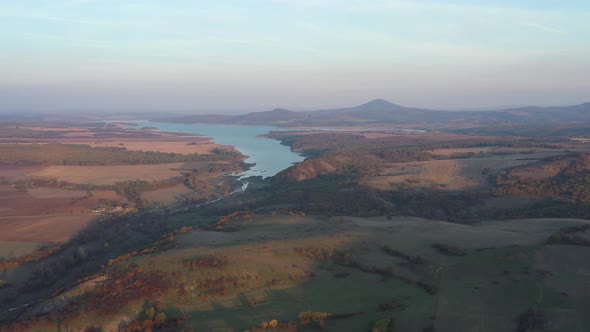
153, 99, 590, 127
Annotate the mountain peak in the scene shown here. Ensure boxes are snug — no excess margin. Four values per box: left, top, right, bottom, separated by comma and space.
349, 99, 407, 112
270, 108, 294, 113
363, 99, 397, 107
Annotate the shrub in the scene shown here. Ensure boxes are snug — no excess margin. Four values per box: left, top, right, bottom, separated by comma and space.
378, 298, 405, 311
372, 318, 392, 332
431, 243, 467, 256
516, 308, 546, 332
298, 311, 330, 327
381, 245, 428, 264
182, 255, 226, 270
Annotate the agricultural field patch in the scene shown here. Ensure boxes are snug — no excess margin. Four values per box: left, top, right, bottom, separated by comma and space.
0, 186, 125, 244
28, 163, 190, 185
26, 187, 87, 199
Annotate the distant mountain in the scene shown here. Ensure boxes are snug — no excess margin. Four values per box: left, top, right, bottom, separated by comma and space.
299, 99, 457, 125
152, 99, 590, 127
154, 114, 233, 124
316, 99, 406, 113
232, 108, 306, 124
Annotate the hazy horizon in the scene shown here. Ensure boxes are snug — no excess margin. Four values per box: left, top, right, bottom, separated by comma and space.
1, 1, 589, 113
1, 98, 589, 116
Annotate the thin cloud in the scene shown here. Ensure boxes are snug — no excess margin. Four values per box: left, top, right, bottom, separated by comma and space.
520, 22, 566, 34
0, 9, 188, 38
0, 11, 117, 27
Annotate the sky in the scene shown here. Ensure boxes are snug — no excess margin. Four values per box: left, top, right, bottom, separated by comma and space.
0, 0, 589, 113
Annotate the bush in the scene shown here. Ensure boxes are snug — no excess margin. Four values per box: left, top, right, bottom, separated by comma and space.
372, 318, 392, 332
381, 245, 428, 264
431, 243, 467, 256
516, 308, 546, 332
298, 311, 330, 327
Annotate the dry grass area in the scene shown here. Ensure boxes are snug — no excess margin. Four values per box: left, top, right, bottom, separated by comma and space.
0, 240, 40, 260
371, 131, 472, 141
20, 214, 590, 332
430, 147, 498, 157
81, 140, 219, 154
358, 131, 458, 140
509, 159, 571, 180
27, 163, 188, 185
24, 160, 237, 185
366, 154, 549, 191
0, 214, 95, 243
0, 131, 242, 247
27, 187, 88, 199
67, 129, 222, 155
142, 184, 195, 206
0, 123, 238, 188
19, 126, 89, 132
430, 147, 564, 157
0, 165, 44, 181
5, 124, 231, 156
366, 159, 473, 191
279, 130, 476, 150
0, 123, 247, 262
0, 186, 123, 243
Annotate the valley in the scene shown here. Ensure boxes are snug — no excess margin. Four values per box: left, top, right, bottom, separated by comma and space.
1, 101, 590, 331
3, 2, 589, 330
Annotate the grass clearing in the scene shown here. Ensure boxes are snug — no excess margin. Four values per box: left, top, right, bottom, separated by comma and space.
23, 215, 590, 331
0, 241, 39, 260
142, 184, 195, 206
366, 152, 561, 191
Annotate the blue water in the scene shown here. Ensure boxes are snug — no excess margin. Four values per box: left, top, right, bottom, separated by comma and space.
132, 121, 305, 179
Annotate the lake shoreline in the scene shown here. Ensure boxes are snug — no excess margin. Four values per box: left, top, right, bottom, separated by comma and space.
126, 121, 306, 179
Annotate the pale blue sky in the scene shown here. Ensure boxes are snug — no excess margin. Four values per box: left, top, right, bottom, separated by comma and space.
1, 0, 589, 112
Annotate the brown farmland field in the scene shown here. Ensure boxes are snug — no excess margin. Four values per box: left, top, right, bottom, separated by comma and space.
0, 186, 123, 244
81, 140, 219, 154
0, 125, 245, 252
27, 163, 185, 185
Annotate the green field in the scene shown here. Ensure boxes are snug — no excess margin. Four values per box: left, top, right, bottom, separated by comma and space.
16, 214, 589, 332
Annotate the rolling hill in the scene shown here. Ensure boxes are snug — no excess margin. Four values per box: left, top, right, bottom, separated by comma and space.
153, 99, 590, 127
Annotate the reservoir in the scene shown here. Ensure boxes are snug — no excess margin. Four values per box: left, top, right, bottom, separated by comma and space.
132, 121, 305, 179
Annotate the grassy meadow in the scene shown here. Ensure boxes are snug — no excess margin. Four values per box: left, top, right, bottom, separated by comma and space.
12, 214, 589, 332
